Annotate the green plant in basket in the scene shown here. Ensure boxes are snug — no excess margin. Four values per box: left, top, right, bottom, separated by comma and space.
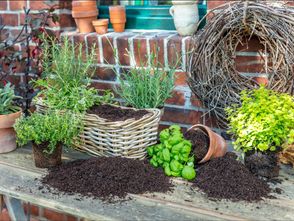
0, 82, 21, 115
34, 36, 113, 113
115, 47, 177, 109
147, 125, 196, 181
14, 110, 82, 153
226, 86, 294, 153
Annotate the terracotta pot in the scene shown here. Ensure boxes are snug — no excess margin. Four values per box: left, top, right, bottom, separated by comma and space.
187, 124, 227, 164
0, 110, 22, 154
109, 6, 126, 32
32, 142, 62, 168
112, 22, 126, 33
72, 0, 97, 11
109, 6, 126, 19
92, 19, 109, 35
72, 6, 98, 33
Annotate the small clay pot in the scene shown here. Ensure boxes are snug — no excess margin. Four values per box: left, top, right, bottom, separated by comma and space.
109, 6, 126, 19
72, 7, 98, 33
112, 22, 126, 33
32, 142, 62, 168
109, 6, 126, 32
187, 124, 227, 164
92, 19, 109, 35
72, 0, 97, 11
0, 109, 22, 153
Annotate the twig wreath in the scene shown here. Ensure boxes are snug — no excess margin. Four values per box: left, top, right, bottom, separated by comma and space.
188, 1, 294, 127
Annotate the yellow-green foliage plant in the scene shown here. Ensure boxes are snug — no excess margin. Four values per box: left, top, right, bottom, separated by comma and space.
226, 86, 294, 153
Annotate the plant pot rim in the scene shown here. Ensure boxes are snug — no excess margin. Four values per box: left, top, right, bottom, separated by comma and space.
72, 10, 98, 18
72, 1, 97, 7
0, 107, 22, 117
0, 108, 22, 129
92, 19, 109, 26
187, 124, 227, 164
109, 5, 126, 9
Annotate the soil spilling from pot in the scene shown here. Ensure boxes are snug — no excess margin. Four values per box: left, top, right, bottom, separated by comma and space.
87, 104, 149, 121
184, 129, 209, 162
193, 152, 271, 202
244, 151, 280, 179
41, 157, 172, 202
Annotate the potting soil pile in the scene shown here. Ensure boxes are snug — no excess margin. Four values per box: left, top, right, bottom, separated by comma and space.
41, 157, 172, 201
193, 152, 271, 202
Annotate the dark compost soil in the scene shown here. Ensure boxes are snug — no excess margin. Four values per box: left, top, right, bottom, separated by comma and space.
32, 142, 62, 168
87, 104, 149, 121
184, 129, 209, 162
193, 152, 271, 202
41, 157, 172, 202
244, 151, 280, 179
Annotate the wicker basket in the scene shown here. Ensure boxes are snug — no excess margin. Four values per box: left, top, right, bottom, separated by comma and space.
35, 100, 161, 159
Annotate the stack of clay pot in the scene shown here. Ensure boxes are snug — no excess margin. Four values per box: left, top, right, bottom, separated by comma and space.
109, 6, 126, 33
72, 0, 98, 33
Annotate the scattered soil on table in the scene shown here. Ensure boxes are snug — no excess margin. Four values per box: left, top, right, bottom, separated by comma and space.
184, 129, 209, 162
41, 157, 172, 202
87, 104, 149, 121
193, 152, 271, 202
244, 151, 280, 179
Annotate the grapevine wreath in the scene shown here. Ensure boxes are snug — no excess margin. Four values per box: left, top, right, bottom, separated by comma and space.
188, 1, 294, 127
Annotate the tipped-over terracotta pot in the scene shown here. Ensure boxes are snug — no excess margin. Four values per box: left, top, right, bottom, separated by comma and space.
72, 0, 98, 33
92, 19, 109, 35
187, 124, 227, 164
0, 109, 22, 153
109, 6, 126, 33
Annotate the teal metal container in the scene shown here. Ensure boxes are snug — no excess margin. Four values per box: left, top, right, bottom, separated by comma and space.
98, 4, 207, 30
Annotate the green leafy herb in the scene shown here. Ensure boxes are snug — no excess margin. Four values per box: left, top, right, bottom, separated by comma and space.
226, 86, 294, 153
14, 110, 82, 154
115, 49, 176, 109
0, 82, 21, 115
147, 125, 196, 181
34, 36, 113, 113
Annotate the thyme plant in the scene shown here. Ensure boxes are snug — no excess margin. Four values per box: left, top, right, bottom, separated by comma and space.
14, 110, 82, 153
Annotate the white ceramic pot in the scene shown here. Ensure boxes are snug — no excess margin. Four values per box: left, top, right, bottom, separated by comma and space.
170, 1, 199, 36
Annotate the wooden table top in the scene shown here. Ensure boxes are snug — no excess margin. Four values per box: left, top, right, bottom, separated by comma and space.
0, 146, 293, 221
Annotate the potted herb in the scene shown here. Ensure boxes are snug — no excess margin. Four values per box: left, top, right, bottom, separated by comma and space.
34, 36, 111, 113
0, 83, 22, 153
116, 52, 175, 110
226, 86, 294, 178
14, 111, 82, 168
34, 37, 160, 160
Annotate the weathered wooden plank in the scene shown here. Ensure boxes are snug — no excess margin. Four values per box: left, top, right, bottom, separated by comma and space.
0, 146, 293, 221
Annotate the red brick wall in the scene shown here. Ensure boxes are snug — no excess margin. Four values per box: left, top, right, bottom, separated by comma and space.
1, 0, 293, 220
